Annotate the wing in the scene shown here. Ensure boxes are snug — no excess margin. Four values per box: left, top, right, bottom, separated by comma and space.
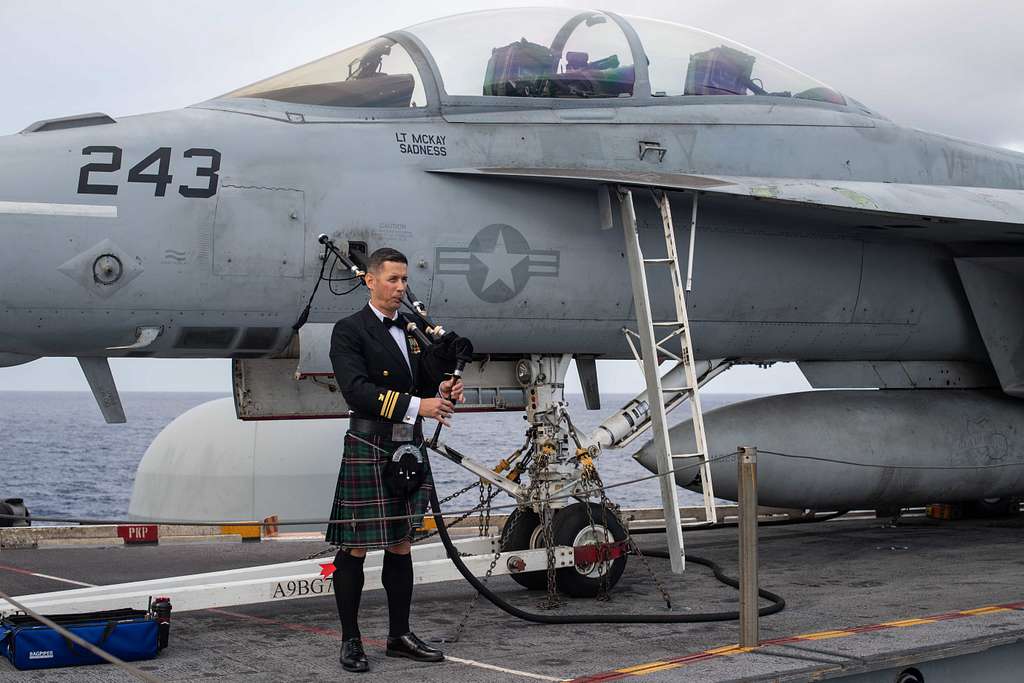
429, 167, 1024, 240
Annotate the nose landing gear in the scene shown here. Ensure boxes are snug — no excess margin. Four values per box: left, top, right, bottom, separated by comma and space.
500, 502, 629, 597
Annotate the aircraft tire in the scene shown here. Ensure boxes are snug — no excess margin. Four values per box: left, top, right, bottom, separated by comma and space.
499, 508, 548, 590
552, 502, 628, 598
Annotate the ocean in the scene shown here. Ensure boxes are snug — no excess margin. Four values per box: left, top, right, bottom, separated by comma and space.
0, 391, 758, 522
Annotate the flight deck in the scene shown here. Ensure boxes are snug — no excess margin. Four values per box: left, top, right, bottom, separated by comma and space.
1, 514, 1022, 682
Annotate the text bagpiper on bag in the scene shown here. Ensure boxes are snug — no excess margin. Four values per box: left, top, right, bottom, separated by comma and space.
0, 605, 168, 671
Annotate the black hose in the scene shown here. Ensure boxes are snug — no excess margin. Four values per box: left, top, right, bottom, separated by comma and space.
428, 488, 786, 623
628, 509, 849, 535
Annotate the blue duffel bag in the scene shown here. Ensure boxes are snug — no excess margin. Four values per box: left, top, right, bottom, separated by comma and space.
0, 608, 159, 671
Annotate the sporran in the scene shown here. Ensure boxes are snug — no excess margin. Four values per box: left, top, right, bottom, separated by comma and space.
384, 443, 426, 496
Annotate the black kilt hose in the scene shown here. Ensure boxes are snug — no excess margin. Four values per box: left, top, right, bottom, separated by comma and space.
326, 431, 434, 548
325, 304, 455, 549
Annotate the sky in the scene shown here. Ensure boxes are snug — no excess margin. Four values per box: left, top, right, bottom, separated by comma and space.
1, 0, 1022, 394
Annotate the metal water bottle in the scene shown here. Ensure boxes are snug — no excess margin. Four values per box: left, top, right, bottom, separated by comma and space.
151, 596, 172, 650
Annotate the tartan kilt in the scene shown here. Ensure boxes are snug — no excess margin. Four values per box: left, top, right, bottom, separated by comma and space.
325, 430, 434, 548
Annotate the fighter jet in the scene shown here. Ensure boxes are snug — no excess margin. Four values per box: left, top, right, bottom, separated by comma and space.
2, 7, 1024, 519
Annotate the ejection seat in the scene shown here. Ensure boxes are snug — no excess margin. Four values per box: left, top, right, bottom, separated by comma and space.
483, 40, 634, 98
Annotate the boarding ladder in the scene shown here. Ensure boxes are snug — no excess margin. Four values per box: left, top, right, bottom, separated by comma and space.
618, 187, 717, 574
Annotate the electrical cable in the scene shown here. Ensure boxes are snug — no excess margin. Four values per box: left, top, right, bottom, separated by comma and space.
758, 449, 1024, 470
292, 247, 365, 331
0, 449, 835, 528
290, 247, 332, 331
10, 438, 1005, 529
326, 252, 363, 296
427, 487, 786, 624
331, 280, 364, 297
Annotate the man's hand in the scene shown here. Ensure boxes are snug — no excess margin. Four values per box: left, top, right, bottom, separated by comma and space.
419, 397, 455, 426
439, 377, 465, 403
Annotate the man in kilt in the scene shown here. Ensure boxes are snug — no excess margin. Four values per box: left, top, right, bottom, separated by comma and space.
327, 247, 464, 673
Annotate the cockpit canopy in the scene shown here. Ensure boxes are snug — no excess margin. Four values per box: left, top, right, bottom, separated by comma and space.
226, 36, 428, 108
225, 8, 847, 109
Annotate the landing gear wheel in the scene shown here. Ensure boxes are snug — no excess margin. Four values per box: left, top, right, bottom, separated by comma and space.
552, 502, 628, 598
500, 508, 548, 590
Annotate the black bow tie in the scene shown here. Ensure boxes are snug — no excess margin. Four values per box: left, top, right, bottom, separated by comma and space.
382, 316, 400, 330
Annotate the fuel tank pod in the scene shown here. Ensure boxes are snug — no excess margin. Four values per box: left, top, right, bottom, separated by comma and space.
633, 390, 1024, 509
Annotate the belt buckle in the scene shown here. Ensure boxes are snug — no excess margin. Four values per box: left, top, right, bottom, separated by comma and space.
392, 423, 413, 442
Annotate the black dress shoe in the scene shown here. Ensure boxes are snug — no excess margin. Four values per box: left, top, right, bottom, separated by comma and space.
386, 632, 445, 662
340, 638, 369, 673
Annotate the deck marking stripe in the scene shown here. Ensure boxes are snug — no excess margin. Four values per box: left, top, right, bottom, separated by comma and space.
615, 652, 724, 678
0, 564, 40, 578
706, 644, 750, 655
28, 572, 97, 588
614, 663, 671, 671
211, 608, 565, 681
0, 564, 97, 587
620, 662, 679, 675
571, 598, 1024, 681
844, 624, 897, 633
797, 630, 853, 640
879, 618, 935, 628
959, 606, 1009, 616
445, 655, 569, 681
617, 661, 671, 674
922, 612, 967, 621
0, 201, 117, 218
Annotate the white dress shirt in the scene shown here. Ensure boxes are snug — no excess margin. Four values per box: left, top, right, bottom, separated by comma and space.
368, 302, 420, 424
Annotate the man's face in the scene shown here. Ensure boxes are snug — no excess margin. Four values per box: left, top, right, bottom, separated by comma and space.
366, 260, 408, 314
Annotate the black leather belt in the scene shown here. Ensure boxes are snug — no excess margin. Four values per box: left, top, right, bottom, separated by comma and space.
349, 416, 423, 443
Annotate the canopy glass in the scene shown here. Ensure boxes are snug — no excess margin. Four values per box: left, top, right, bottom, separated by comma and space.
225, 8, 847, 108
225, 37, 427, 108
409, 8, 635, 98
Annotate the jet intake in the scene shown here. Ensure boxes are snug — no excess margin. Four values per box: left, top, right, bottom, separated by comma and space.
634, 389, 1024, 509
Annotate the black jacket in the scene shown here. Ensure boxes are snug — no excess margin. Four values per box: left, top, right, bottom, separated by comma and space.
330, 304, 454, 422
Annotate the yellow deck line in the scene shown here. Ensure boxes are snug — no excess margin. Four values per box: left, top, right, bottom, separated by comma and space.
585, 599, 1024, 680
880, 618, 935, 628
798, 630, 853, 640
960, 606, 1011, 616
617, 662, 672, 675
619, 662, 678, 675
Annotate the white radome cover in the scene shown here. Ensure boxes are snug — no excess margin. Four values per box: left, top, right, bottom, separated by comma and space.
129, 398, 344, 529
